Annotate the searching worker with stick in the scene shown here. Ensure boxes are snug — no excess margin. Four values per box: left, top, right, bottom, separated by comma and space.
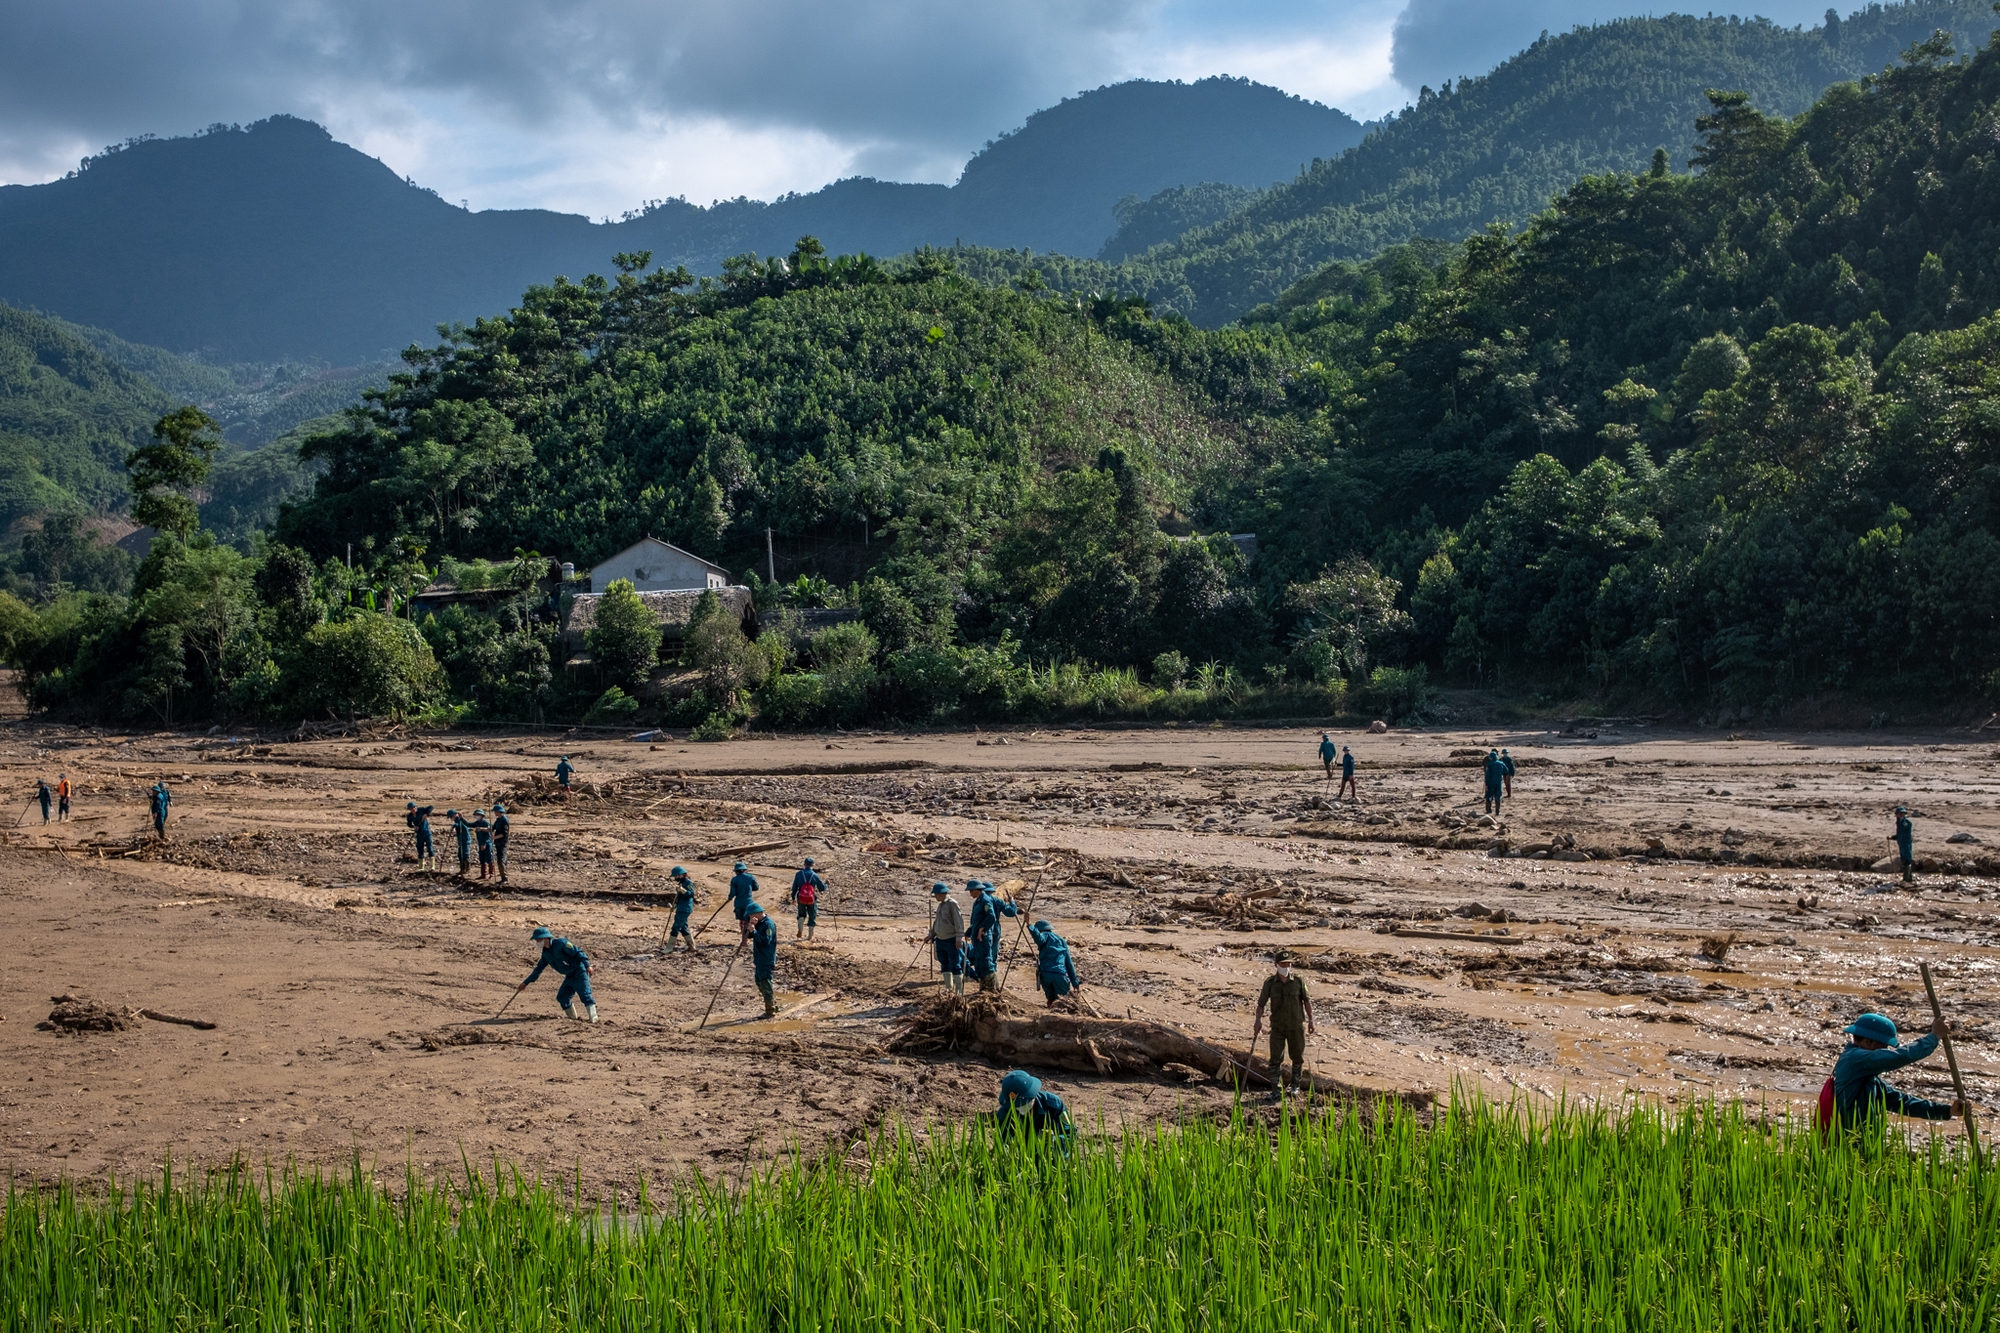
516, 926, 597, 1023
1825, 1011, 1966, 1130
748, 902, 780, 1017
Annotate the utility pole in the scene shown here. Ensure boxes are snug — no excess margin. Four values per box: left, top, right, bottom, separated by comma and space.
766, 526, 776, 585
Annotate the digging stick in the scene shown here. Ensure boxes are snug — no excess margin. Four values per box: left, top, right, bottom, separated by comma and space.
997, 872, 1047, 992
893, 928, 930, 987
490, 984, 523, 1023
1920, 961, 1982, 1164
691, 897, 731, 943
697, 936, 749, 1031
14, 801, 33, 828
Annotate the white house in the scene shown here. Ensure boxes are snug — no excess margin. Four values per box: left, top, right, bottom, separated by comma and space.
590, 536, 730, 594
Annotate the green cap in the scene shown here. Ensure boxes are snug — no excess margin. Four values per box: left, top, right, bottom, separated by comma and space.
671, 865, 686, 876
531, 927, 553, 940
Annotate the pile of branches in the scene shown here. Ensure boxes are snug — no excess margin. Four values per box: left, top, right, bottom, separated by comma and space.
1165, 882, 1334, 930
888, 993, 1431, 1107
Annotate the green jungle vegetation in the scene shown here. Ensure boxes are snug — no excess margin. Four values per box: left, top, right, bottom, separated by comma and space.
8, 32, 2000, 731
957, 1, 2000, 325
4, 1099, 1994, 1329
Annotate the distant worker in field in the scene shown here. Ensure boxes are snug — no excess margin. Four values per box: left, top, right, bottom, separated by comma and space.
448, 809, 472, 876
929, 881, 968, 995
1338, 746, 1358, 803
1482, 749, 1506, 817
667, 866, 698, 953
1318, 732, 1337, 781
492, 803, 512, 883
1251, 949, 1316, 1100
1500, 748, 1516, 799
789, 857, 826, 940
996, 1070, 1074, 1147
149, 781, 172, 839
56, 773, 71, 821
967, 879, 1019, 992
729, 861, 759, 940
1028, 918, 1080, 1006
748, 901, 780, 1017
1890, 806, 1916, 884
405, 801, 436, 872
472, 808, 495, 879
555, 755, 574, 795
517, 925, 596, 1022
1825, 1012, 1963, 1128
34, 778, 52, 825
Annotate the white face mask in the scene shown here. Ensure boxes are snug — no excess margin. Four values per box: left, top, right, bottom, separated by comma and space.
1276, 966, 1291, 979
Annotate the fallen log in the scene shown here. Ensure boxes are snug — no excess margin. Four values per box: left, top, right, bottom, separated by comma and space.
140, 1008, 218, 1030
889, 994, 1431, 1109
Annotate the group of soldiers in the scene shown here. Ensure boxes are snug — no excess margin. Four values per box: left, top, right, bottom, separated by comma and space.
25, 776, 171, 837
404, 801, 513, 879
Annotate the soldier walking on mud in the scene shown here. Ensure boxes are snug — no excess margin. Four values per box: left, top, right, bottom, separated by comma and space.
1251, 949, 1315, 1101
448, 809, 472, 876
493, 803, 512, 883
149, 781, 171, 839
789, 857, 825, 940
729, 861, 759, 940
34, 778, 52, 825
1319, 732, 1337, 780
405, 801, 436, 872
1338, 746, 1358, 803
667, 866, 698, 953
967, 879, 1018, 992
929, 881, 968, 995
473, 808, 495, 878
748, 901, 780, 1017
1890, 806, 1916, 884
1500, 748, 1516, 799
1482, 749, 1506, 817
555, 755, 575, 796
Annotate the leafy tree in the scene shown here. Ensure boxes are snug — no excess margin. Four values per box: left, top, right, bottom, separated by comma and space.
586, 579, 658, 691
128, 407, 222, 539
684, 589, 769, 701
299, 613, 444, 720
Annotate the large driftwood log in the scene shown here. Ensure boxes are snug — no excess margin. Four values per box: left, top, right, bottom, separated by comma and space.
889, 994, 1431, 1109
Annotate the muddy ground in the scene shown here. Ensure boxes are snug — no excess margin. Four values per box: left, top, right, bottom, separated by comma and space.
3, 719, 1997, 1201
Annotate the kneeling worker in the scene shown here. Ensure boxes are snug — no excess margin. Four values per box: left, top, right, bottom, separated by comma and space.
517, 926, 596, 1022
1830, 1011, 1964, 1126
997, 1069, 1073, 1146
748, 901, 780, 1017
1251, 949, 1316, 1099
1028, 919, 1080, 1006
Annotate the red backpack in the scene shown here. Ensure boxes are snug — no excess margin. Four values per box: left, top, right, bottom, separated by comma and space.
1816, 1078, 1836, 1133
796, 876, 817, 905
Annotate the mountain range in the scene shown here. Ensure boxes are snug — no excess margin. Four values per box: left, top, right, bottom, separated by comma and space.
0, 78, 1360, 364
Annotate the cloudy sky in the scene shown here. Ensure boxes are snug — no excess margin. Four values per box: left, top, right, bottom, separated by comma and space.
0, 0, 1836, 217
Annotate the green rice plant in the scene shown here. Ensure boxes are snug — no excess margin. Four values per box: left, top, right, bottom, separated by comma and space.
4, 1097, 1996, 1330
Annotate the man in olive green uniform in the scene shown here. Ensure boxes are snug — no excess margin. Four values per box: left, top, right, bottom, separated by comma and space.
1251, 949, 1316, 1100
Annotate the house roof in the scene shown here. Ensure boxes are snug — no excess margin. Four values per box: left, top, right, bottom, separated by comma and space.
596, 535, 729, 579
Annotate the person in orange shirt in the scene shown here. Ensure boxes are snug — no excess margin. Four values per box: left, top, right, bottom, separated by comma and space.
56, 773, 71, 821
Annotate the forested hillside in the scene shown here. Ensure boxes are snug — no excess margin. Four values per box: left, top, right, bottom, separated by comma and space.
8, 30, 2000, 729
0, 80, 1359, 363
960, 1, 2000, 324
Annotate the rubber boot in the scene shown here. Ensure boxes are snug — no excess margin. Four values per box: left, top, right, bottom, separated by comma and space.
586, 1003, 599, 1024
561, 1002, 578, 1020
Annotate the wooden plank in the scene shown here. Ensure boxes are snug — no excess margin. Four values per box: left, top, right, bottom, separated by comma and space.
1391, 929, 1527, 944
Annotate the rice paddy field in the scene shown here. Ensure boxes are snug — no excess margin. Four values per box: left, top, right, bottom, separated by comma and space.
6, 1098, 1996, 1331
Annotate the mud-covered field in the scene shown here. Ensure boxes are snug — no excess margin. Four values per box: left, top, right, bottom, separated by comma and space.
3, 719, 1996, 1197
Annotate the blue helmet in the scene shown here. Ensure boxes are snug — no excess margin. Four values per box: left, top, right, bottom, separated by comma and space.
746, 901, 766, 916
1845, 1013, 1900, 1046
930, 881, 950, 895
671, 865, 687, 876
735, 861, 748, 872
531, 927, 553, 940
1000, 1070, 1042, 1100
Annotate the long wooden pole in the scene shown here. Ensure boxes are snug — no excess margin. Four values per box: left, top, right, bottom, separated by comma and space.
997, 872, 1047, 992
697, 936, 748, 1031
1920, 961, 1982, 1164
